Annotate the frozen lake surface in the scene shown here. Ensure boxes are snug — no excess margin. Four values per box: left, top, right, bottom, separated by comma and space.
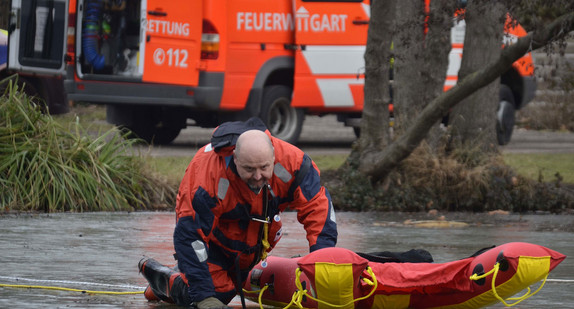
0, 211, 572, 308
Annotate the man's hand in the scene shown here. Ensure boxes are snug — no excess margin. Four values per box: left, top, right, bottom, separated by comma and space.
195, 297, 232, 309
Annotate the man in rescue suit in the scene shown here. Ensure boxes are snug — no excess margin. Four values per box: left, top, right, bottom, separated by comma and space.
139, 117, 338, 308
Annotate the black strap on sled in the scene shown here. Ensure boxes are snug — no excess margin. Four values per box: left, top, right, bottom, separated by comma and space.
468, 245, 496, 258
234, 241, 263, 309
356, 248, 434, 264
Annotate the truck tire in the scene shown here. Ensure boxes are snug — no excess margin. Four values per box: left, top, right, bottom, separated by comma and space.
259, 85, 304, 144
1, 75, 69, 115
0, 74, 41, 104
39, 77, 69, 115
127, 122, 181, 145
496, 85, 516, 146
353, 126, 361, 138
114, 106, 183, 145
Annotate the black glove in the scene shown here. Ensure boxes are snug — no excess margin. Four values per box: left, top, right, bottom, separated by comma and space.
194, 297, 232, 309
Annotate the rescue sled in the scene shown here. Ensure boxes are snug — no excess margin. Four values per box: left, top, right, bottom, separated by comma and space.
243, 242, 566, 308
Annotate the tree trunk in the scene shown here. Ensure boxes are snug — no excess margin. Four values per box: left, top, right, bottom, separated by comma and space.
421, 0, 456, 149
393, 0, 425, 133
393, 0, 454, 151
348, 0, 397, 172
448, 1, 506, 152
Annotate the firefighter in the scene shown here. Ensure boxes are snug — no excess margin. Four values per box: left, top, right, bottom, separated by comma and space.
139, 117, 338, 308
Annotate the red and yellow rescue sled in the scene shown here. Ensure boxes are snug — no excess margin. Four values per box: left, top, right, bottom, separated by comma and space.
243, 242, 565, 308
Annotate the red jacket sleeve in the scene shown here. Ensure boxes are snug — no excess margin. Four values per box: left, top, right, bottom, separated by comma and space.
288, 154, 338, 252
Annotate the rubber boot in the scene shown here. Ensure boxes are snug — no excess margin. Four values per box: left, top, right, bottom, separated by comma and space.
138, 257, 191, 306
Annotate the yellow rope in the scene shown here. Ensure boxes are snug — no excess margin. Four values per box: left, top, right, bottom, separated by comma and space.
0, 283, 144, 295
469, 262, 549, 307
257, 285, 270, 309
242, 285, 270, 309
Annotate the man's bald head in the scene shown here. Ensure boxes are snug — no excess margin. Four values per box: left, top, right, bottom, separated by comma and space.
235, 130, 274, 159
234, 130, 275, 193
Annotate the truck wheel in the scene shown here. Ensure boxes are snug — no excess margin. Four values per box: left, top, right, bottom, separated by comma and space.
117, 106, 183, 145
2, 75, 43, 107
259, 85, 304, 144
2, 75, 69, 115
353, 126, 361, 138
127, 122, 182, 145
39, 78, 69, 115
496, 85, 516, 146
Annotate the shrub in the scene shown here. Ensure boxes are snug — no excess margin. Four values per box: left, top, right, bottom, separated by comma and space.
0, 77, 174, 212
324, 142, 574, 213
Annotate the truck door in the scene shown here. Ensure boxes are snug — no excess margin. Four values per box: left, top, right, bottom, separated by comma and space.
143, 0, 202, 86
8, 0, 69, 75
291, 0, 370, 111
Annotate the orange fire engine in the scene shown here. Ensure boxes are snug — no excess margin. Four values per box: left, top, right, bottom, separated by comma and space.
5, 0, 535, 145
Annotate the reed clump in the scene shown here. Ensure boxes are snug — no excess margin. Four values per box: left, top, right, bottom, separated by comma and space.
0, 77, 174, 212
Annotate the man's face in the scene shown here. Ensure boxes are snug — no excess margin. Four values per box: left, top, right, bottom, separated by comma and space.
234, 152, 274, 193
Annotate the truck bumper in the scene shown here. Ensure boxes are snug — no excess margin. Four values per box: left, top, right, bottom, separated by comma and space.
64, 68, 224, 110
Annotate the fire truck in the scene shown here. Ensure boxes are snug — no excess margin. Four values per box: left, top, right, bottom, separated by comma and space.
5, 0, 535, 145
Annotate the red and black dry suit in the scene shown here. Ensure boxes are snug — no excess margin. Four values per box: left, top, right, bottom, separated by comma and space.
174, 122, 338, 304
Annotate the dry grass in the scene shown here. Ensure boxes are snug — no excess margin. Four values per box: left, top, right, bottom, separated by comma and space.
517, 92, 574, 132
402, 144, 498, 193
326, 141, 574, 213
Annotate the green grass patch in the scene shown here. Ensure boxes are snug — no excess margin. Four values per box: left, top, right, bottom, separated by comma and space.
147, 156, 194, 186
504, 153, 574, 184
310, 154, 347, 171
